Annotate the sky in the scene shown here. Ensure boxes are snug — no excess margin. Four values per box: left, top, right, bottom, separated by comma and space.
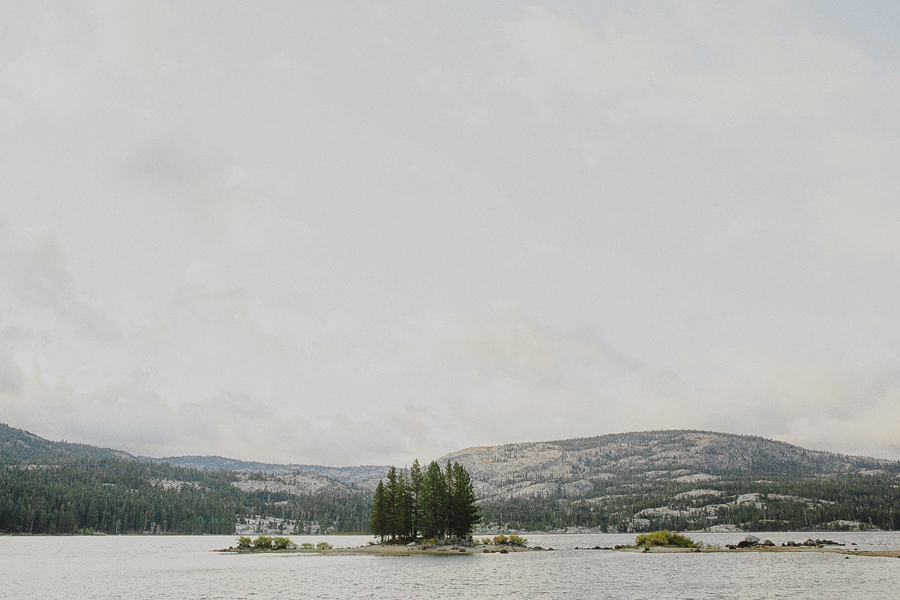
1, 1, 900, 466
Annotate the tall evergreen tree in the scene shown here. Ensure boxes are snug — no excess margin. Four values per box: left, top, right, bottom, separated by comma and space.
370, 480, 387, 541
394, 468, 412, 540
449, 461, 480, 538
420, 460, 449, 539
409, 459, 423, 539
385, 466, 399, 540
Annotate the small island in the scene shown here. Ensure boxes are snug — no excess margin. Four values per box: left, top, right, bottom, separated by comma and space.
221, 460, 522, 555
218, 532, 540, 555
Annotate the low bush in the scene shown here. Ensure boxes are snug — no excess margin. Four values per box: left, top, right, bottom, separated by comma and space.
492, 534, 508, 545
272, 537, 294, 550
237, 536, 252, 549
316, 542, 332, 550
507, 534, 528, 547
634, 530, 697, 548
253, 535, 273, 549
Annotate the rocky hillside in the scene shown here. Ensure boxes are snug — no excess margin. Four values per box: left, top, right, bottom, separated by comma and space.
438, 430, 899, 502
231, 471, 353, 496
0, 423, 366, 497
145, 455, 388, 489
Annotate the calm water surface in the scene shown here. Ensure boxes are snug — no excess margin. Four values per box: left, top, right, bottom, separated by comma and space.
2, 532, 899, 599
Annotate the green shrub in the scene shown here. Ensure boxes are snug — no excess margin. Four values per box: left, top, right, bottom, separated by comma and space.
253, 535, 273, 549
237, 536, 252, 549
300, 542, 314, 549
272, 537, 294, 550
507, 534, 527, 547
316, 542, 332, 550
634, 530, 697, 548
492, 534, 508, 545
479, 537, 492, 545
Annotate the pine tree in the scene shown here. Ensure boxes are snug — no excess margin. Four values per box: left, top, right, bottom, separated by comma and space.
449, 461, 480, 538
385, 466, 399, 540
394, 468, 412, 540
420, 460, 448, 539
409, 459, 423, 539
370, 480, 387, 541
445, 461, 456, 537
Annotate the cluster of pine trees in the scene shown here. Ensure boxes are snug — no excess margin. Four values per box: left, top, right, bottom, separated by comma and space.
370, 460, 480, 542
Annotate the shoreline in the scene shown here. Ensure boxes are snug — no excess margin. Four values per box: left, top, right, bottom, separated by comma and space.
218, 542, 536, 556
217, 542, 900, 558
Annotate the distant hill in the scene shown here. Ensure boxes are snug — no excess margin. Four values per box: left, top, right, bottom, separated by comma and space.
438, 430, 900, 533
143, 455, 389, 489
0, 422, 371, 535
0, 422, 387, 490
437, 430, 899, 502
0, 422, 134, 463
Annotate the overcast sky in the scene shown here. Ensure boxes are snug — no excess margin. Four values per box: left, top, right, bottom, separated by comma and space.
2, 1, 899, 465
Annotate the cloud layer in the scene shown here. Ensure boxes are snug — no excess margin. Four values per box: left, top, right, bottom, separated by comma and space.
2, 1, 899, 464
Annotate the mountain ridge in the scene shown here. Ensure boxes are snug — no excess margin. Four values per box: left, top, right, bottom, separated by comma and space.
0, 422, 134, 463
5, 423, 898, 492
141, 455, 389, 488
436, 429, 899, 502
4, 422, 900, 533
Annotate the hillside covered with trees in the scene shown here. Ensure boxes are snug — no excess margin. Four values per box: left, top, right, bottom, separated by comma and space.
444, 431, 900, 533
4, 423, 900, 535
0, 423, 370, 535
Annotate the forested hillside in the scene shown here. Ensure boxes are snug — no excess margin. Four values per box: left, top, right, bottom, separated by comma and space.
4, 424, 900, 534
0, 423, 370, 535
0, 423, 133, 463
441, 430, 900, 532
439, 430, 899, 502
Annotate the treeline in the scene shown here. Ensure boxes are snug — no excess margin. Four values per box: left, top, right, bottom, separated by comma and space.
0, 457, 374, 535
370, 460, 480, 542
477, 474, 900, 532
0, 458, 241, 534
240, 489, 373, 534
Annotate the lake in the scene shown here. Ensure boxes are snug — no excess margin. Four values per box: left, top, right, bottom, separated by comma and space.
2, 532, 900, 599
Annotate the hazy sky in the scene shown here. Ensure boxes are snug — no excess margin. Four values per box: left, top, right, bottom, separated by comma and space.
2, 1, 900, 465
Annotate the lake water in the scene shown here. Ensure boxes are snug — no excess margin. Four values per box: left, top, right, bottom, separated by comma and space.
2, 532, 900, 599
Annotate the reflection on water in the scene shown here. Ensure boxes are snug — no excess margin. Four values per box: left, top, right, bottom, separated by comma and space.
1, 532, 899, 600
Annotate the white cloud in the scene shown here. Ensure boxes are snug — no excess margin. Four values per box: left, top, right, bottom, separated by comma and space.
2, 2, 900, 467
0, 351, 24, 393
806, 133, 900, 260
3, 304, 900, 462
491, 4, 875, 131
123, 139, 304, 243
485, 4, 900, 262
0, 230, 125, 341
